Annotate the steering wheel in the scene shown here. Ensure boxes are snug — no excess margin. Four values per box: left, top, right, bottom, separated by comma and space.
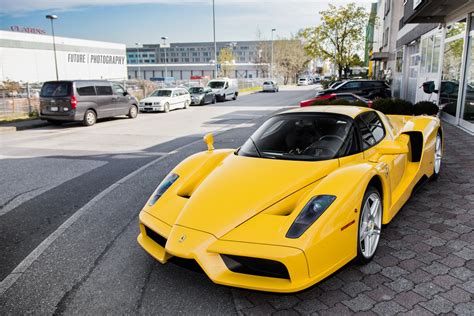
319, 135, 344, 142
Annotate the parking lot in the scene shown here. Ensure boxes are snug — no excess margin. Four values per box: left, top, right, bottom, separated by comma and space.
0, 86, 473, 315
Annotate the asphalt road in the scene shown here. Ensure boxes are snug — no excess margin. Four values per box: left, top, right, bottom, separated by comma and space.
0, 85, 317, 314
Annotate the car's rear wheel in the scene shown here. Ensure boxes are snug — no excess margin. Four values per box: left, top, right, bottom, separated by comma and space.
432, 131, 442, 180
184, 100, 190, 109
83, 110, 97, 126
357, 186, 382, 264
128, 105, 138, 119
164, 103, 170, 113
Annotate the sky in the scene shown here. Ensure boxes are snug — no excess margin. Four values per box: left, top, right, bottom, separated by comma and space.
1, 0, 375, 47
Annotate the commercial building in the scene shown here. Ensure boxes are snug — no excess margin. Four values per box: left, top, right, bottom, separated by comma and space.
394, 0, 474, 133
127, 41, 270, 80
0, 30, 127, 83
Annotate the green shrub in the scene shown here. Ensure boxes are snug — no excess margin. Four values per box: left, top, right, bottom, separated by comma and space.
413, 101, 439, 116
320, 80, 332, 89
372, 98, 414, 115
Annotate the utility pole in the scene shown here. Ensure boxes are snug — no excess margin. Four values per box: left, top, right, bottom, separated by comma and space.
161, 36, 169, 78
271, 28, 276, 80
46, 15, 59, 80
213, 0, 218, 78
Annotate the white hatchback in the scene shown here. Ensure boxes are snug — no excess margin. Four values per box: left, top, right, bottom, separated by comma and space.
139, 88, 191, 113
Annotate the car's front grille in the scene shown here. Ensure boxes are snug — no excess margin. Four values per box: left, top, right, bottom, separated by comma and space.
221, 254, 290, 279
144, 226, 167, 248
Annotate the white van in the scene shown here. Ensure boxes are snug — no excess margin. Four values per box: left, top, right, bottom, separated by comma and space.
207, 78, 238, 102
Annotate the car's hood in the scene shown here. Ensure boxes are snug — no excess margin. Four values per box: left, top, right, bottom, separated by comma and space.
174, 154, 338, 238
141, 96, 169, 102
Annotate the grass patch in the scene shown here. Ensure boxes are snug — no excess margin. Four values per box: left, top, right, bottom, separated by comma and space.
0, 112, 38, 124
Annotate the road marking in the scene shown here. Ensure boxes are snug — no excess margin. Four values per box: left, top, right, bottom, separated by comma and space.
0, 116, 267, 296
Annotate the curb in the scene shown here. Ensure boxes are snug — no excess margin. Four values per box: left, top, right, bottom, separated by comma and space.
0, 120, 49, 133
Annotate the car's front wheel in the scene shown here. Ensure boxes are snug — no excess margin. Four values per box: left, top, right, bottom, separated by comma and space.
432, 131, 442, 180
164, 103, 170, 113
128, 105, 138, 119
232, 93, 238, 100
357, 186, 382, 264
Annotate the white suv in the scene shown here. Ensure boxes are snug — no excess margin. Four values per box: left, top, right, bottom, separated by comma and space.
139, 88, 191, 113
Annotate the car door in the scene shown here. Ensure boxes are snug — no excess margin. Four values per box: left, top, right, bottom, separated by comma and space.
94, 83, 114, 118
356, 112, 407, 191
111, 83, 130, 115
171, 90, 180, 109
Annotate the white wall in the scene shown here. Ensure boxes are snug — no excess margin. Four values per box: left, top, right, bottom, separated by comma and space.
0, 31, 127, 83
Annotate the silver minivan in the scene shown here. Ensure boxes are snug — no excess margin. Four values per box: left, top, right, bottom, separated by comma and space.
39, 80, 139, 126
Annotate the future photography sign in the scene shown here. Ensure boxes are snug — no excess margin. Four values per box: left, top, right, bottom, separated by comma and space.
67, 53, 126, 65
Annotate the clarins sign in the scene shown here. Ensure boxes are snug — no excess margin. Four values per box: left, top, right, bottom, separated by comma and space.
10, 25, 47, 35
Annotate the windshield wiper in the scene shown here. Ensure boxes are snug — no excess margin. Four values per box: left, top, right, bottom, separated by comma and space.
249, 137, 262, 158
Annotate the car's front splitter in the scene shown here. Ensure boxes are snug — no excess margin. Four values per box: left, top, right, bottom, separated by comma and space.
137, 211, 321, 293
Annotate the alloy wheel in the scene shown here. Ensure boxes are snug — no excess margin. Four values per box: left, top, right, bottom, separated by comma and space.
359, 192, 382, 259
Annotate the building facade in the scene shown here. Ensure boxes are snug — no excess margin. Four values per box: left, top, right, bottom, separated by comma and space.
127, 41, 270, 80
395, 0, 474, 133
0, 30, 127, 83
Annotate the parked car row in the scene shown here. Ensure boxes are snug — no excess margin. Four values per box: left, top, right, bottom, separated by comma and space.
38, 78, 243, 126
300, 80, 391, 108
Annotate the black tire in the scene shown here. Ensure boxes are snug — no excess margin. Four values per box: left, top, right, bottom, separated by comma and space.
356, 186, 382, 264
212, 96, 216, 104
431, 131, 442, 180
128, 105, 138, 119
200, 98, 205, 106
184, 100, 190, 109
164, 103, 170, 113
232, 93, 237, 100
83, 110, 97, 126
47, 120, 62, 125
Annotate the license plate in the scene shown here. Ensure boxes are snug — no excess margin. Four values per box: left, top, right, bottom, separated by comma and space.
50, 106, 58, 111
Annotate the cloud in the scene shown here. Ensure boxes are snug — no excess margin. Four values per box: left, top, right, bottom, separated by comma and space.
1, 0, 375, 15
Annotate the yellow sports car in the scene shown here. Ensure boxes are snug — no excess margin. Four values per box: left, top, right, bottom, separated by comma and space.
137, 106, 442, 293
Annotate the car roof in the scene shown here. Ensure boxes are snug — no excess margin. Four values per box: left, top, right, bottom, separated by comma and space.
282, 106, 372, 118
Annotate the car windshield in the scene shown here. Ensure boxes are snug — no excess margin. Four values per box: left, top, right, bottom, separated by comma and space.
189, 87, 204, 94
40, 82, 72, 97
150, 90, 172, 97
208, 81, 225, 89
330, 81, 344, 89
238, 114, 353, 161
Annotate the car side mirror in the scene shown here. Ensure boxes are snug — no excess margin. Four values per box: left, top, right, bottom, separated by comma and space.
203, 133, 214, 151
375, 134, 409, 155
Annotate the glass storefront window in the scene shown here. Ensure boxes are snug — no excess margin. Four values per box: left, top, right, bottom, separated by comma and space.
461, 16, 474, 125
441, 19, 466, 117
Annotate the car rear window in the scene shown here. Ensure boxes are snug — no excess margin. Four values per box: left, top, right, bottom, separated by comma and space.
264, 81, 271, 85
40, 82, 72, 97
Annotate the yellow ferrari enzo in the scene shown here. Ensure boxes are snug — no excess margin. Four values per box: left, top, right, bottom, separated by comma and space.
137, 106, 442, 293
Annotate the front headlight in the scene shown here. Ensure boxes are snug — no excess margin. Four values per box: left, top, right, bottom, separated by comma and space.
286, 195, 336, 238
148, 173, 179, 206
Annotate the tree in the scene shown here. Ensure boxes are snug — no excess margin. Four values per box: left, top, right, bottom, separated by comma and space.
300, 3, 369, 79
274, 37, 311, 85
1, 79, 21, 94
218, 47, 235, 77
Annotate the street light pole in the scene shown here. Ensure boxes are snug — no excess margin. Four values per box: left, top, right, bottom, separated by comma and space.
161, 36, 169, 78
135, 42, 141, 80
212, 0, 218, 78
46, 14, 59, 80
271, 28, 276, 80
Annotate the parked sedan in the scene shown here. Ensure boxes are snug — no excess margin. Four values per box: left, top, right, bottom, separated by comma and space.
262, 81, 279, 92
300, 93, 373, 107
189, 87, 216, 105
139, 88, 191, 113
